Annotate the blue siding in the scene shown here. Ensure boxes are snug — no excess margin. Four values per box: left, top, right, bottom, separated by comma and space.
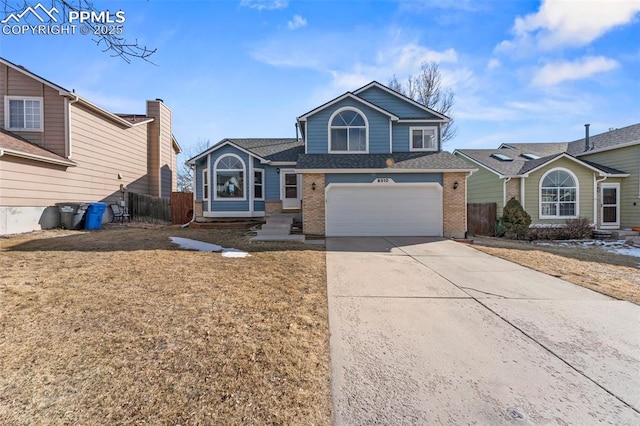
306, 98, 391, 154
254, 201, 265, 211
208, 145, 251, 212
357, 86, 440, 119
264, 165, 280, 201
325, 173, 443, 185
392, 122, 442, 152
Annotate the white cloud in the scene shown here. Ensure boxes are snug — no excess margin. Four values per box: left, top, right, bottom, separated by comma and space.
532, 56, 619, 86
486, 58, 501, 70
498, 0, 640, 52
287, 14, 307, 30
240, 0, 288, 11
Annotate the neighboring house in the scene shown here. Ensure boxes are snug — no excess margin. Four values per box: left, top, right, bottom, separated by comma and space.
189, 81, 475, 237
0, 57, 181, 235
454, 124, 640, 230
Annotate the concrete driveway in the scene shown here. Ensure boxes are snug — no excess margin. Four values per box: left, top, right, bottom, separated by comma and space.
326, 237, 640, 425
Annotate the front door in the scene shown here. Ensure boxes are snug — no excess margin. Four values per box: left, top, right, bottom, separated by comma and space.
281, 170, 301, 209
601, 183, 620, 229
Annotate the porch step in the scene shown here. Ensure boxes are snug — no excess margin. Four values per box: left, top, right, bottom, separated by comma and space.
253, 213, 296, 238
251, 234, 306, 242
592, 230, 612, 240
611, 230, 639, 240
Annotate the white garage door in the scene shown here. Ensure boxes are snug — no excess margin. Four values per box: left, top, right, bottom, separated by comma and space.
325, 183, 443, 237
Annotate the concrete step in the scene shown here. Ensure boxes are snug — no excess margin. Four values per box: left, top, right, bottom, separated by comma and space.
256, 228, 291, 236
612, 230, 639, 240
265, 218, 294, 225
259, 224, 292, 232
251, 234, 306, 242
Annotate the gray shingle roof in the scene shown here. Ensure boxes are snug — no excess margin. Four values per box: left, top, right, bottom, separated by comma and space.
567, 123, 640, 155
456, 149, 530, 176
296, 151, 474, 170
458, 149, 628, 177
226, 138, 304, 162
499, 142, 568, 157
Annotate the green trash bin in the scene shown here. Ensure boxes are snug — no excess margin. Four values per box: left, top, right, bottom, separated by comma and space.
55, 202, 90, 230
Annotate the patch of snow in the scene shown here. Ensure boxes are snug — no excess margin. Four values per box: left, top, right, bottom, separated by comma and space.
532, 239, 640, 260
221, 249, 250, 258
169, 237, 250, 258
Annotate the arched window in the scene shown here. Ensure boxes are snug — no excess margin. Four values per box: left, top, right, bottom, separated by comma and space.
214, 154, 245, 200
540, 168, 578, 218
329, 107, 368, 153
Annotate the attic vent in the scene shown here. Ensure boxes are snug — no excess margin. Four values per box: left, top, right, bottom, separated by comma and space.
521, 153, 540, 160
491, 153, 513, 161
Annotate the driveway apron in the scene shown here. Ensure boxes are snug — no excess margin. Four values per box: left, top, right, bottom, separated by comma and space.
326, 237, 640, 425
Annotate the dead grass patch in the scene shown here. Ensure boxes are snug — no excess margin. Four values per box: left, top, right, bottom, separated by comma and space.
470, 237, 640, 305
0, 226, 331, 424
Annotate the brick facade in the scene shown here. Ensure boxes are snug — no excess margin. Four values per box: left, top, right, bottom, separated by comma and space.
505, 178, 520, 203
302, 173, 325, 235
443, 172, 467, 238
265, 201, 281, 216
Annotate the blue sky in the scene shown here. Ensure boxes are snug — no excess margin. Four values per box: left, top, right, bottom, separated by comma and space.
1, 0, 639, 159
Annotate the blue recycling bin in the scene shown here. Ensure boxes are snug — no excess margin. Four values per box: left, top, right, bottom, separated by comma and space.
85, 202, 107, 230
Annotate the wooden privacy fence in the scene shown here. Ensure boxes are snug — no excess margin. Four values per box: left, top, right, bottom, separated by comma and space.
467, 203, 497, 236
171, 192, 194, 225
128, 192, 171, 224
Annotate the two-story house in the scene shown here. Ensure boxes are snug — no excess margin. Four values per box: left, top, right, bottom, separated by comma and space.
189, 81, 475, 237
0, 57, 181, 235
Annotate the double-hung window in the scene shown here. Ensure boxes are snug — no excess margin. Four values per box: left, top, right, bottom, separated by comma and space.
5, 96, 43, 131
254, 169, 264, 200
410, 127, 438, 151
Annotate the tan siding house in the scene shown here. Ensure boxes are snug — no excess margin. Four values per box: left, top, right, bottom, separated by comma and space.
0, 57, 181, 235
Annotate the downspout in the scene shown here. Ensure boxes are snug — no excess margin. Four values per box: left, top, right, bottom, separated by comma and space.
0, 148, 4, 157
520, 177, 525, 210
65, 93, 80, 159
594, 174, 608, 229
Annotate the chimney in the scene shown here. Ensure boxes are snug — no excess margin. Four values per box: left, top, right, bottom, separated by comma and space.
584, 123, 590, 151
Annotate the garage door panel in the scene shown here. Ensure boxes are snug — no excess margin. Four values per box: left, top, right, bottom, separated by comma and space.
326, 184, 443, 237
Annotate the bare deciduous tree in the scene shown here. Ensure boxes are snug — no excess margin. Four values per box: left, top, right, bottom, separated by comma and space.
389, 61, 457, 143
2, 0, 156, 63
177, 139, 212, 192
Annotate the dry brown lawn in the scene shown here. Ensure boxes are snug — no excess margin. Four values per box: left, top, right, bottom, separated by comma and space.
470, 237, 640, 304
0, 224, 331, 425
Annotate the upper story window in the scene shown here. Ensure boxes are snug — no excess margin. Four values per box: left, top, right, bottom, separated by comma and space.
410, 126, 438, 152
329, 107, 368, 153
540, 168, 578, 218
214, 154, 245, 200
5, 96, 43, 132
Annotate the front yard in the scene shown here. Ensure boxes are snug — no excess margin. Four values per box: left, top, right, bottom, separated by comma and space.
470, 237, 640, 304
0, 226, 331, 424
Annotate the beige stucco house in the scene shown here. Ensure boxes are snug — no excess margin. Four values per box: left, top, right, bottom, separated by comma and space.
0, 57, 181, 235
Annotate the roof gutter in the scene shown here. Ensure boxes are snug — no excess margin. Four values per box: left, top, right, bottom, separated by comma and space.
0, 148, 77, 167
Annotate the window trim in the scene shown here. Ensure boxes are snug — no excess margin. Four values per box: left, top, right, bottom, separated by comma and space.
213, 153, 246, 201
4, 96, 44, 132
539, 167, 579, 219
409, 126, 438, 152
327, 106, 369, 154
254, 168, 265, 201
202, 168, 209, 201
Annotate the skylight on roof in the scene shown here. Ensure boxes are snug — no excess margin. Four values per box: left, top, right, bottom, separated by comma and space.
491, 153, 513, 161
521, 153, 540, 160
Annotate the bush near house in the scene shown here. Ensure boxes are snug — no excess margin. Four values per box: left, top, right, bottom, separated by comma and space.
526, 218, 593, 240
501, 198, 531, 239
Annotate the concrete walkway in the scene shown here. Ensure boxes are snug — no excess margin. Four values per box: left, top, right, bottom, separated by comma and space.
326, 237, 640, 425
